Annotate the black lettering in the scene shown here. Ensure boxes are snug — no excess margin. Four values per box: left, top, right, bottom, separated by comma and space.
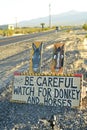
38, 87, 52, 97
26, 87, 35, 96
65, 78, 71, 88
37, 77, 42, 86
14, 86, 19, 94
72, 90, 76, 99
30, 77, 34, 86
48, 98, 53, 105
26, 87, 30, 95
59, 78, 64, 87
64, 89, 75, 99
58, 99, 61, 106
62, 99, 67, 106
53, 77, 59, 87
48, 77, 53, 87
76, 90, 80, 100
29, 87, 34, 96
64, 89, 69, 99
22, 86, 26, 95
54, 89, 59, 98
25, 76, 29, 85
67, 100, 72, 107
42, 88, 47, 97
68, 89, 72, 99
47, 88, 52, 97
31, 96, 40, 104
16, 86, 22, 95
27, 96, 40, 104
24, 76, 34, 86
71, 78, 77, 88
60, 89, 63, 98
53, 98, 57, 106
38, 87, 42, 96
44, 97, 48, 105
43, 97, 72, 107
43, 77, 47, 86
27, 96, 31, 103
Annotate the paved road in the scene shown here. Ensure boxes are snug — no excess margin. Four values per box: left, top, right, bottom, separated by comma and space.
0, 30, 55, 46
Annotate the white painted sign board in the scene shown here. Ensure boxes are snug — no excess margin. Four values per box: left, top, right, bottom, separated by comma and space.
12, 75, 81, 107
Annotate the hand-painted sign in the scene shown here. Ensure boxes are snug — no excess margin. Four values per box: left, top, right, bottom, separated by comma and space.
12, 75, 81, 107
51, 43, 64, 74
30, 42, 42, 73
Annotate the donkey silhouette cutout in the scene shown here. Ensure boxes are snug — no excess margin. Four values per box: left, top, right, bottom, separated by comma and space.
32, 43, 42, 72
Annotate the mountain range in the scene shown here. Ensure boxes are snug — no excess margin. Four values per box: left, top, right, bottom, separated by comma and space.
18, 10, 87, 27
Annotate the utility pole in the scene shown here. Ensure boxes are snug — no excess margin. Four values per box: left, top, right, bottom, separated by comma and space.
15, 17, 18, 29
49, 4, 51, 28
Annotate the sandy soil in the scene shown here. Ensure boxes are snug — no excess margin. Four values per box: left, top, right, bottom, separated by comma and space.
0, 29, 87, 130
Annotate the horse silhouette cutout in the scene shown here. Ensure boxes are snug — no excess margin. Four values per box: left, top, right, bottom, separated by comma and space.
32, 43, 42, 72
53, 45, 64, 71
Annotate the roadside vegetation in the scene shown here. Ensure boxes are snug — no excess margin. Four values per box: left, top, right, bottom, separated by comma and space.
0, 24, 86, 37
0, 26, 55, 37
82, 23, 87, 30
85, 35, 87, 38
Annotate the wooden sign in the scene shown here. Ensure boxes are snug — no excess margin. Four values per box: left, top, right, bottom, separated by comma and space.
12, 74, 81, 107
30, 42, 43, 73
51, 43, 64, 74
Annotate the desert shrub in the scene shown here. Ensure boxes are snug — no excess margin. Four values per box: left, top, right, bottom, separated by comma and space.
85, 35, 87, 38
66, 29, 71, 33
1, 29, 14, 36
14, 27, 43, 34
8, 30, 14, 36
0, 30, 3, 35
82, 24, 87, 30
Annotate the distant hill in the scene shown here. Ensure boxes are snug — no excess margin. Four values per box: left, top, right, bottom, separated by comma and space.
18, 10, 87, 27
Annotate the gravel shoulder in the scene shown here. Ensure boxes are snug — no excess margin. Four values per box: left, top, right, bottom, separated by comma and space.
0, 30, 87, 130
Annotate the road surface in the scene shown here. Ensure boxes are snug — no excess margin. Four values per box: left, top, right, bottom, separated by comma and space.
0, 30, 55, 46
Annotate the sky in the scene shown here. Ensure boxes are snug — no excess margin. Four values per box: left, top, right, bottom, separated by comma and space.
0, 0, 87, 25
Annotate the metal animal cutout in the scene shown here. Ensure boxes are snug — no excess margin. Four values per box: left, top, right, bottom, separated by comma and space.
32, 43, 42, 73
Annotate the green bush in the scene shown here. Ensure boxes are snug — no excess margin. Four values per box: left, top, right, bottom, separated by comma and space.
82, 24, 87, 30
